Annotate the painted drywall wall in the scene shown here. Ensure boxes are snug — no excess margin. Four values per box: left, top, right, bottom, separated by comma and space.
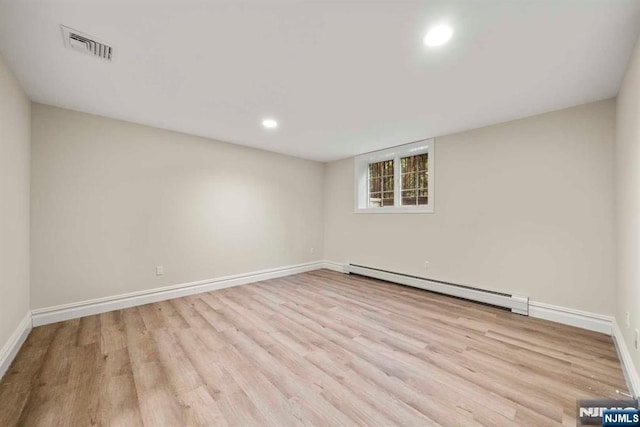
0, 55, 30, 350
30, 104, 324, 309
324, 99, 615, 315
616, 35, 640, 378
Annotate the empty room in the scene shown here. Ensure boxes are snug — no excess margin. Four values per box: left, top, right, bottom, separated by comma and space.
1, 0, 640, 426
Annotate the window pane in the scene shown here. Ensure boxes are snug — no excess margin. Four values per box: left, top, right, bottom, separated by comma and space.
383, 160, 393, 176
401, 190, 417, 206
402, 156, 414, 173
369, 192, 382, 207
402, 154, 428, 172
401, 153, 428, 206
370, 177, 381, 193
369, 160, 394, 207
382, 192, 395, 207
384, 176, 394, 192
401, 172, 414, 189
418, 188, 428, 205
368, 162, 377, 179
417, 172, 428, 188
416, 153, 428, 171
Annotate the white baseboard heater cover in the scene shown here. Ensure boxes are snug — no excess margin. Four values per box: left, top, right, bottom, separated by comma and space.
347, 264, 529, 315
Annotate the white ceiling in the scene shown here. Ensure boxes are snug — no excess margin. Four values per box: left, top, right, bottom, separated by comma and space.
1, 0, 639, 162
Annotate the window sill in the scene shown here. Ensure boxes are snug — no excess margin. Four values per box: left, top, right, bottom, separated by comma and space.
354, 206, 434, 214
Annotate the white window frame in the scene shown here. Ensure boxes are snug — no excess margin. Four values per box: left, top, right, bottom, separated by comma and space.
354, 139, 434, 214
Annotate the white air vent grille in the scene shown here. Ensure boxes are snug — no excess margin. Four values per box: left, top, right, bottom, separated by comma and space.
61, 26, 112, 61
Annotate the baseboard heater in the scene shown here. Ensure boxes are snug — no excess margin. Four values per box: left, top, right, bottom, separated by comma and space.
346, 264, 529, 315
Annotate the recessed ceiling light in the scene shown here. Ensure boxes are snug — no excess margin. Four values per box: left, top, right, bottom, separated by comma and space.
262, 118, 278, 129
424, 25, 453, 47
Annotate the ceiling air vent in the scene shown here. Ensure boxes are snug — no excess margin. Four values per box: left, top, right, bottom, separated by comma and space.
61, 25, 113, 61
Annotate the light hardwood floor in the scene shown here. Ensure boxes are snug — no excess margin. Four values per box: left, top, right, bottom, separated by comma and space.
0, 269, 629, 426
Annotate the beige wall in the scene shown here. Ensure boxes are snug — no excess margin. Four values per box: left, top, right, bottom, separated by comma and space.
31, 104, 324, 309
324, 99, 615, 314
0, 55, 30, 348
616, 36, 640, 376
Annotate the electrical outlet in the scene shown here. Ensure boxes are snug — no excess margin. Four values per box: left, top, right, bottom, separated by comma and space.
310, 247, 314, 255
626, 312, 631, 329
424, 261, 430, 270
156, 265, 164, 276
635, 329, 639, 351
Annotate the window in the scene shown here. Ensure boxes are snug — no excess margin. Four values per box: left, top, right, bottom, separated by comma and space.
368, 159, 395, 207
355, 139, 434, 213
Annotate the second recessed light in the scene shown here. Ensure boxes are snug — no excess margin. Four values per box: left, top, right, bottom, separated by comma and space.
424, 25, 453, 47
262, 118, 278, 129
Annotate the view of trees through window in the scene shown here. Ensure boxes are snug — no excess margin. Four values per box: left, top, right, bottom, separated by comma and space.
368, 159, 394, 207
368, 154, 429, 208
357, 139, 432, 212
401, 153, 428, 206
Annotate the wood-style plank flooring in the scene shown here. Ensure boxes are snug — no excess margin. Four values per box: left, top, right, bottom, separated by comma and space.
0, 269, 629, 426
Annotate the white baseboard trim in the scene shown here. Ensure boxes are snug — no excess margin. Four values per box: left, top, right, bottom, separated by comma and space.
0, 312, 32, 380
612, 319, 640, 398
321, 260, 348, 273
528, 301, 613, 335
32, 261, 326, 326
